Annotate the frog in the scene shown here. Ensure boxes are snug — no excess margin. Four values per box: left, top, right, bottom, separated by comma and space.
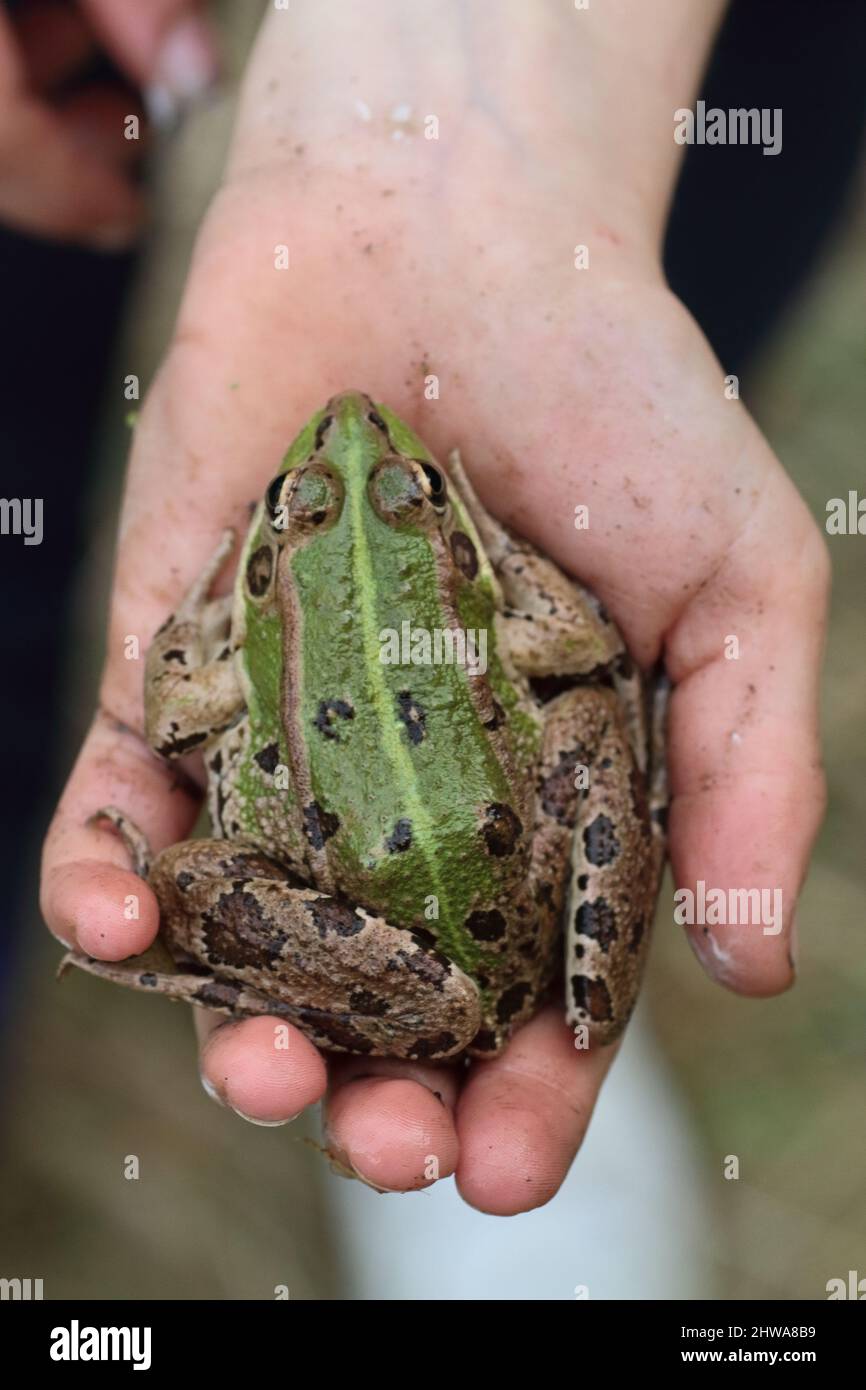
63, 391, 668, 1061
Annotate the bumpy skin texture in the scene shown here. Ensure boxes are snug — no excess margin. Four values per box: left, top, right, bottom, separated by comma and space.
63, 393, 666, 1059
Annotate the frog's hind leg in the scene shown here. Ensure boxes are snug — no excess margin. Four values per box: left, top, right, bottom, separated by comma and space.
145, 529, 245, 759
560, 684, 664, 1045
150, 841, 481, 1059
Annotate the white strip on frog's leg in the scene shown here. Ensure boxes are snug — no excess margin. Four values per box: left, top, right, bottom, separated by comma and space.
87, 805, 153, 877
146, 840, 481, 1060
563, 685, 660, 1046
145, 529, 245, 760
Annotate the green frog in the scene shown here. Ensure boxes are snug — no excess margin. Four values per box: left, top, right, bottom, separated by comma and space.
64, 391, 667, 1060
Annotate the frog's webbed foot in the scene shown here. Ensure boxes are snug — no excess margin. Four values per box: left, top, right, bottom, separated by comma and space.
144, 529, 245, 760
87, 805, 153, 877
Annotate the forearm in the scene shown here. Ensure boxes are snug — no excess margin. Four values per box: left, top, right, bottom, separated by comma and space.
226, 0, 727, 251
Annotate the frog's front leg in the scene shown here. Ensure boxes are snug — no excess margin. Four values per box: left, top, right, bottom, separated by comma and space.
145, 529, 244, 758
65, 827, 481, 1061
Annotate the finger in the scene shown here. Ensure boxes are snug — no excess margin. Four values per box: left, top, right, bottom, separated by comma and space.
79, 0, 219, 117
59, 84, 149, 170
196, 1012, 328, 1125
324, 1056, 461, 1191
0, 10, 142, 246
455, 1008, 616, 1216
665, 464, 829, 995
0, 90, 142, 245
13, 1, 94, 92
40, 709, 200, 957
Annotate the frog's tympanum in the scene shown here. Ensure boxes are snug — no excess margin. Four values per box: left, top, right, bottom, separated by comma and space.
64, 392, 667, 1060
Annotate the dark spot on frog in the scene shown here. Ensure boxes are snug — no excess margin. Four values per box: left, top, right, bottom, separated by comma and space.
629, 766, 650, 824
469, 1027, 498, 1052
536, 881, 554, 910
496, 981, 531, 1022
202, 887, 284, 969
307, 899, 365, 938
195, 980, 242, 1010
297, 1008, 374, 1054
651, 804, 668, 832
583, 813, 620, 866
162, 648, 187, 663
408, 925, 438, 951
209, 751, 223, 775
465, 908, 506, 941
481, 802, 523, 856
139, 972, 158, 987
450, 529, 478, 578
575, 898, 618, 951
157, 724, 207, 758
529, 673, 582, 703
175, 870, 194, 891
576, 873, 589, 891
386, 818, 412, 852
482, 699, 506, 731
408, 1031, 460, 1060
246, 544, 273, 597
302, 801, 340, 849
254, 742, 281, 774
396, 690, 427, 745
570, 973, 613, 1021
217, 646, 232, 661
394, 945, 451, 990
366, 409, 390, 437
313, 698, 355, 740
574, 944, 585, 959
348, 988, 390, 1016
310, 510, 327, 525
540, 750, 581, 825
628, 913, 646, 954
314, 414, 334, 451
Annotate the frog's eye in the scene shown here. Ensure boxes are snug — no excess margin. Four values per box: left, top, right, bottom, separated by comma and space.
265, 463, 343, 538
368, 456, 449, 527
265, 473, 287, 516
417, 461, 447, 510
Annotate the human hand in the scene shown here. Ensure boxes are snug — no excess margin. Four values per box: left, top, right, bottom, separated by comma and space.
40, 0, 827, 1212
0, 0, 218, 247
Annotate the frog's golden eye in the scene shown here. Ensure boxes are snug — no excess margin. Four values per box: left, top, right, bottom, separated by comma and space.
266, 463, 343, 538
368, 456, 448, 527
265, 473, 287, 516
417, 460, 447, 511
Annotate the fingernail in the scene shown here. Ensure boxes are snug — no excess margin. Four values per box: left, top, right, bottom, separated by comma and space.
200, 1072, 227, 1107
788, 908, 799, 973
146, 15, 220, 129
230, 1107, 300, 1128
348, 1162, 404, 1193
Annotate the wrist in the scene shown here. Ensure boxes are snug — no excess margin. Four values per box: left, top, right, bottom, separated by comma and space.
224, 0, 726, 258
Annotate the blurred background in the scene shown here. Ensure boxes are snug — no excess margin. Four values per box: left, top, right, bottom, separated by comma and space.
0, 0, 863, 1299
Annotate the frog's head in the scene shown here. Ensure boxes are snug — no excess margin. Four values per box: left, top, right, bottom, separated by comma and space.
251, 390, 493, 598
